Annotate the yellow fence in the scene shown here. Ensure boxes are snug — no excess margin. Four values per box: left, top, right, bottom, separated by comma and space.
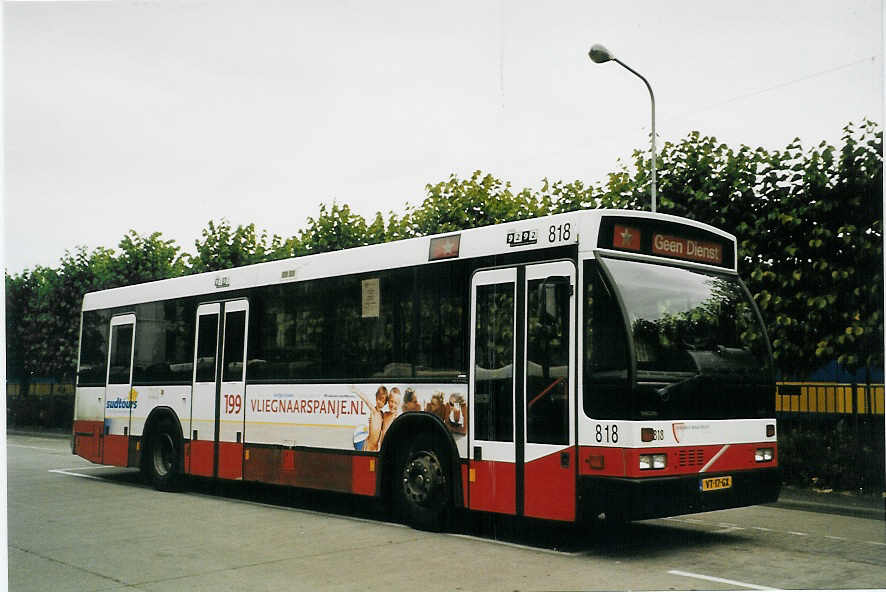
6, 382, 75, 397
776, 382, 885, 415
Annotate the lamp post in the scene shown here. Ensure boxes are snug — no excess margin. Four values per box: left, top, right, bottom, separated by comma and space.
589, 43, 657, 213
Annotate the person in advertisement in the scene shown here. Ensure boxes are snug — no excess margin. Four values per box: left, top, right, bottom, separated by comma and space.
350, 384, 388, 452
351, 385, 469, 451
402, 387, 421, 412
381, 387, 403, 442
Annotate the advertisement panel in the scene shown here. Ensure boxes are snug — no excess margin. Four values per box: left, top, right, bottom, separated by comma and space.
245, 383, 469, 457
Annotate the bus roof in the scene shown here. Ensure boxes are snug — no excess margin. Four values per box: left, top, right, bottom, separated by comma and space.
82, 209, 736, 311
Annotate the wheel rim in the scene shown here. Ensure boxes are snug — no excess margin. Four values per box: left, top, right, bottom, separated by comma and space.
152, 432, 175, 477
402, 450, 445, 507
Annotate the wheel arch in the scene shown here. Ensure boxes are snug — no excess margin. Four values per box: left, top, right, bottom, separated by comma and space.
140, 406, 184, 470
378, 412, 464, 507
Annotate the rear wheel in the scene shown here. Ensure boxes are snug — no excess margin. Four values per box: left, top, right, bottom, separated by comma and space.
395, 432, 451, 531
145, 417, 183, 491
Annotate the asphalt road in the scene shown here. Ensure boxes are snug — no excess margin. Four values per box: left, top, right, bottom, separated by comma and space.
7, 433, 886, 591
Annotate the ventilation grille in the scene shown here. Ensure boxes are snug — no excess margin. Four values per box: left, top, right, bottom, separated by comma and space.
679, 448, 706, 467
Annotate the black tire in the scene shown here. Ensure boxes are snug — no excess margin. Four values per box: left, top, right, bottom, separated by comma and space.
395, 432, 451, 531
145, 416, 183, 492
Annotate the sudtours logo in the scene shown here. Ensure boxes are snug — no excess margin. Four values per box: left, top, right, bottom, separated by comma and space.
106, 397, 138, 409
107, 389, 138, 409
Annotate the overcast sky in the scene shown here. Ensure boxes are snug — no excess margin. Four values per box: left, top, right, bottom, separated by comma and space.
4, 0, 883, 275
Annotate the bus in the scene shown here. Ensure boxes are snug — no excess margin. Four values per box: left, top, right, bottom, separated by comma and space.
72, 209, 780, 529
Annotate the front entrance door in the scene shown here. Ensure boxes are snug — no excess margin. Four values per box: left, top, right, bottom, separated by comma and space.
468, 262, 575, 520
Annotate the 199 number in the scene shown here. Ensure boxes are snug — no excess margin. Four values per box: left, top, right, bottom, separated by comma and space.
224, 393, 242, 414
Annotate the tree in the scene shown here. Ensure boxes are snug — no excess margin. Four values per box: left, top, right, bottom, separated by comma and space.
189, 219, 293, 273
297, 203, 381, 254
397, 171, 547, 237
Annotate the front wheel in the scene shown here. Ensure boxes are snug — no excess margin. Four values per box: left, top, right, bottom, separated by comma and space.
395, 433, 451, 531
145, 417, 183, 491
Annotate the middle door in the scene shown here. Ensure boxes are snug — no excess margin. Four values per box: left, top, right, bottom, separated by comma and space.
189, 299, 248, 479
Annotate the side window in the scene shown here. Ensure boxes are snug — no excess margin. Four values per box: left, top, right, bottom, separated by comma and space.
78, 310, 111, 386
132, 299, 195, 384
473, 282, 515, 442
222, 310, 247, 382
416, 262, 467, 378
107, 323, 134, 385
195, 314, 219, 383
583, 260, 630, 419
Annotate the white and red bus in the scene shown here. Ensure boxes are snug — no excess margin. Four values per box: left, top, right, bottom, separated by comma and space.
72, 209, 780, 529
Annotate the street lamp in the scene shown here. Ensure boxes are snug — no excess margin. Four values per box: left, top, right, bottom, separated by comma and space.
588, 43, 657, 213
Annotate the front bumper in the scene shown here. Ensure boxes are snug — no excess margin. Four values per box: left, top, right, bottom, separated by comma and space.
577, 467, 781, 522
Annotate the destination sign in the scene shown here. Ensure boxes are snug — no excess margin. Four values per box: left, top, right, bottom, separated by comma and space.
597, 216, 735, 270
651, 233, 723, 265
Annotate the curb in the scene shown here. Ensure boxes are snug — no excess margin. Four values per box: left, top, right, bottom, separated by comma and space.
770, 488, 884, 521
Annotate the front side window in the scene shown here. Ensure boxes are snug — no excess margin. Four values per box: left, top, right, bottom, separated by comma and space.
583, 261, 631, 419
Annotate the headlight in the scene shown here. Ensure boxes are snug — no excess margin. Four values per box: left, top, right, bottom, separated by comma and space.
755, 447, 774, 462
639, 454, 667, 470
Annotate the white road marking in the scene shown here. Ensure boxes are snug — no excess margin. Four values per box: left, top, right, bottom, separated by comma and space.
668, 569, 782, 590
9, 444, 64, 453
788, 531, 809, 536
866, 541, 886, 546
448, 533, 581, 556
825, 535, 846, 541
715, 526, 746, 534
48, 469, 107, 480
49, 465, 115, 471
752, 526, 774, 532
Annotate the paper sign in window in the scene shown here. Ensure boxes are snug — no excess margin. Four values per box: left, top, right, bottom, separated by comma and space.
362, 278, 380, 318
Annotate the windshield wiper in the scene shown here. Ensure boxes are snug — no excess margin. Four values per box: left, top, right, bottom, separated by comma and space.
656, 373, 707, 401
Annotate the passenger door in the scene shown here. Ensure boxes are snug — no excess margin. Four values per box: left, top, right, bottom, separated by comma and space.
188, 300, 249, 479
103, 314, 136, 466
469, 269, 518, 514
468, 262, 576, 520
189, 303, 220, 476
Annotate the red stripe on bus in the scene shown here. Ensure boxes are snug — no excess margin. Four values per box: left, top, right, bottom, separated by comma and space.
461, 462, 469, 505
699, 442, 778, 473
292, 449, 353, 492
188, 440, 215, 477
101, 434, 129, 467
217, 442, 243, 480
579, 443, 778, 478
468, 460, 516, 515
524, 449, 575, 521
72, 420, 103, 464
578, 446, 627, 476
351, 455, 376, 496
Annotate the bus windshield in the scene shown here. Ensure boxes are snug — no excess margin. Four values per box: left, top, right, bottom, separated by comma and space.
595, 257, 773, 419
